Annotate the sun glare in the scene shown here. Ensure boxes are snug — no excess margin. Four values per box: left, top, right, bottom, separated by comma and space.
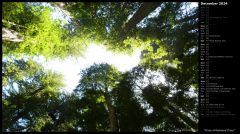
37, 43, 141, 93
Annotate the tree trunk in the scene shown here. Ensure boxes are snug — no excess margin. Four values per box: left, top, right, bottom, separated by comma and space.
143, 87, 197, 130
103, 88, 119, 132
119, 2, 162, 40
2, 27, 24, 42
50, 2, 81, 27
167, 103, 198, 130
107, 104, 118, 132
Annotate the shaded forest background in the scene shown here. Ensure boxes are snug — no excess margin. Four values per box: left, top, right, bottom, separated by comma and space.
2, 2, 198, 132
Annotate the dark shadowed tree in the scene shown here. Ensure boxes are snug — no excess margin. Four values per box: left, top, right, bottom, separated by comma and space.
74, 63, 121, 131
2, 58, 64, 132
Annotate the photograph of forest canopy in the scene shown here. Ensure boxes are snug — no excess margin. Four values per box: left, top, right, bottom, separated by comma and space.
2, 2, 198, 132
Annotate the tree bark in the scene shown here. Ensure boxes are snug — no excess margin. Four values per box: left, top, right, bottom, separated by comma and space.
103, 88, 119, 132
119, 2, 162, 40
2, 27, 24, 42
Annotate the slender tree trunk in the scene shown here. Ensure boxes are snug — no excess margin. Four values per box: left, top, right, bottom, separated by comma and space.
143, 87, 197, 130
50, 2, 80, 27
119, 2, 162, 40
2, 27, 24, 42
103, 88, 119, 132
3, 20, 27, 29
167, 103, 198, 130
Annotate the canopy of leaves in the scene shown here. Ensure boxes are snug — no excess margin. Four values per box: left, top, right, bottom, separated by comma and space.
2, 58, 64, 132
2, 2, 198, 132
2, 2, 88, 59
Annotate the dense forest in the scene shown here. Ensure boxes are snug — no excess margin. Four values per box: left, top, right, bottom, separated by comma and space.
2, 2, 198, 132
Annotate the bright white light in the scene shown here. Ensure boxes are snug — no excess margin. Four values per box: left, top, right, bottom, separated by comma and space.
189, 2, 198, 9
183, 2, 198, 15
35, 44, 141, 93
82, 44, 141, 72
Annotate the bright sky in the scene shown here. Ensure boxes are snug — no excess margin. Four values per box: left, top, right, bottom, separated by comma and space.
35, 2, 198, 94
35, 44, 141, 93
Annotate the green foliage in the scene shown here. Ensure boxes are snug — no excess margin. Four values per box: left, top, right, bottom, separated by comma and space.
2, 2, 88, 59
96, 95, 106, 103
2, 2, 198, 132
62, 2, 142, 54
34, 116, 53, 132
76, 63, 121, 93
2, 58, 64, 132
114, 72, 147, 131
2, 2, 25, 28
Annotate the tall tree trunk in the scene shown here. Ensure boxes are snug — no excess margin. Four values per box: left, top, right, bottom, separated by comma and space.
167, 102, 198, 130
119, 2, 162, 40
107, 103, 118, 132
103, 88, 119, 132
50, 2, 81, 27
2, 27, 24, 42
143, 87, 197, 130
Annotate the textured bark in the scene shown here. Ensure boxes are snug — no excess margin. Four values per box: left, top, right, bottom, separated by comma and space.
104, 88, 119, 132
119, 2, 162, 40
2, 27, 24, 42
